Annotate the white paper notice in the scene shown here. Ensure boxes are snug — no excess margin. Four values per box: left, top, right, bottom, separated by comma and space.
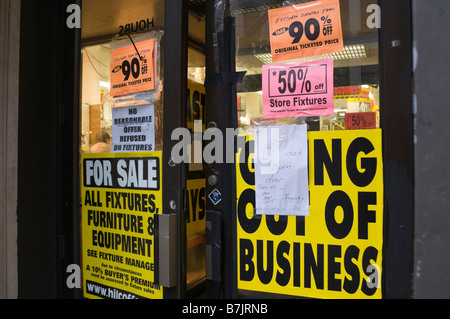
254, 124, 309, 216
111, 103, 155, 153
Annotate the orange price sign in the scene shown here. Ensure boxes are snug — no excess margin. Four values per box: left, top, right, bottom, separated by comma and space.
345, 112, 377, 130
110, 38, 155, 97
268, 0, 343, 62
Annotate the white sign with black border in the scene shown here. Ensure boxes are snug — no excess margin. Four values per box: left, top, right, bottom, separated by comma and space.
112, 103, 155, 153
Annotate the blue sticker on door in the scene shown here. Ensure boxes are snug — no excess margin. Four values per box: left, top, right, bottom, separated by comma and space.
208, 189, 222, 205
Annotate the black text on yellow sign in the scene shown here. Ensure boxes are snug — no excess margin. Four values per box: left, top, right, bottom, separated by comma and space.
82, 152, 163, 299
186, 179, 206, 236
187, 79, 206, 131
236, 129, 383, 299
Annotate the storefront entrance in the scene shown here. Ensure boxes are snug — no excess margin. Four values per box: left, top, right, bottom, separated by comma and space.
79, 0, 208, 299
16, 0, 413, 299
77, 0, 413, 299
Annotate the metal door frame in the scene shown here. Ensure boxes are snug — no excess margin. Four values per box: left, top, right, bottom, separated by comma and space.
17, 0, 82, 298
17, 0, 190, 299
162, 0, 189, 299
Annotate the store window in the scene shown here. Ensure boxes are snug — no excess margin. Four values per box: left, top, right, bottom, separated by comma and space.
81, 31, 164, 154
79, 0, 167, 299
229, 0, 385, 299
186, 9, 207, 293
80, 1, 165, 155
232, 0, 380, 133
79, 0, 208, 299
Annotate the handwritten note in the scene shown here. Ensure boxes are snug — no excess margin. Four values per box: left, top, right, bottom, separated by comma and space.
254, 124, 309, 216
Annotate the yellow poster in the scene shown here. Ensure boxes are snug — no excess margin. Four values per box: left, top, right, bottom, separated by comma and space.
236, 129, 383, 299
81, 152, 163, 299
186, 179, 206, 237
187, 79, 206, 131
186, 79, 207, 237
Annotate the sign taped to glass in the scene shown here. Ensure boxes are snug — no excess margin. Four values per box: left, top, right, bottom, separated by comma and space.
254, 124, 309, 216
81, 152, 163, 299
262, 59, 334, 118
345, 112, 377, 130
112, 104, 155, 152
268, 0, 344, 62
236, 129, 384, 299
110, 38, 156, 97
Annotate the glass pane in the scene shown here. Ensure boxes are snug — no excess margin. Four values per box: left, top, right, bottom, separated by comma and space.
80, 0, 166, 299
231, 0, 382, 299
232, 0, 380, 132
186, 10, 207, 290
80, 33, 164, 155
80, 44, 113, 153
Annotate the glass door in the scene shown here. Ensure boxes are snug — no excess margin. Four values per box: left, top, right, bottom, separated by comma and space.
232, 0, 382, 299
79, 0, 188, 299
205, 0, 389, 299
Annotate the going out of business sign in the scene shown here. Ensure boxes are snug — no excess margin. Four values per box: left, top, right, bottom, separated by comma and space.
236, 129, 383, 299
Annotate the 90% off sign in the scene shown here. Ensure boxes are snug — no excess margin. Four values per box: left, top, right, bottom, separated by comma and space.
262, 58, 334, 118
268, 0, 343, 62
110, 38, 156, 97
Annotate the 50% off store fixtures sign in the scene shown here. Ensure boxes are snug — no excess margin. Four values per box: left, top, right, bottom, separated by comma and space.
263, 58, 334, 118
268, 0, 343, 62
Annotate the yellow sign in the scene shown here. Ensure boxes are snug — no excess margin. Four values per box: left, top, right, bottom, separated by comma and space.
236, 129, 383, 299
187, 79, 206, 170
186, 179, 206, 237
186, 79, 207, 237
187, 79, 206, 131
81, 152, 163, 299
